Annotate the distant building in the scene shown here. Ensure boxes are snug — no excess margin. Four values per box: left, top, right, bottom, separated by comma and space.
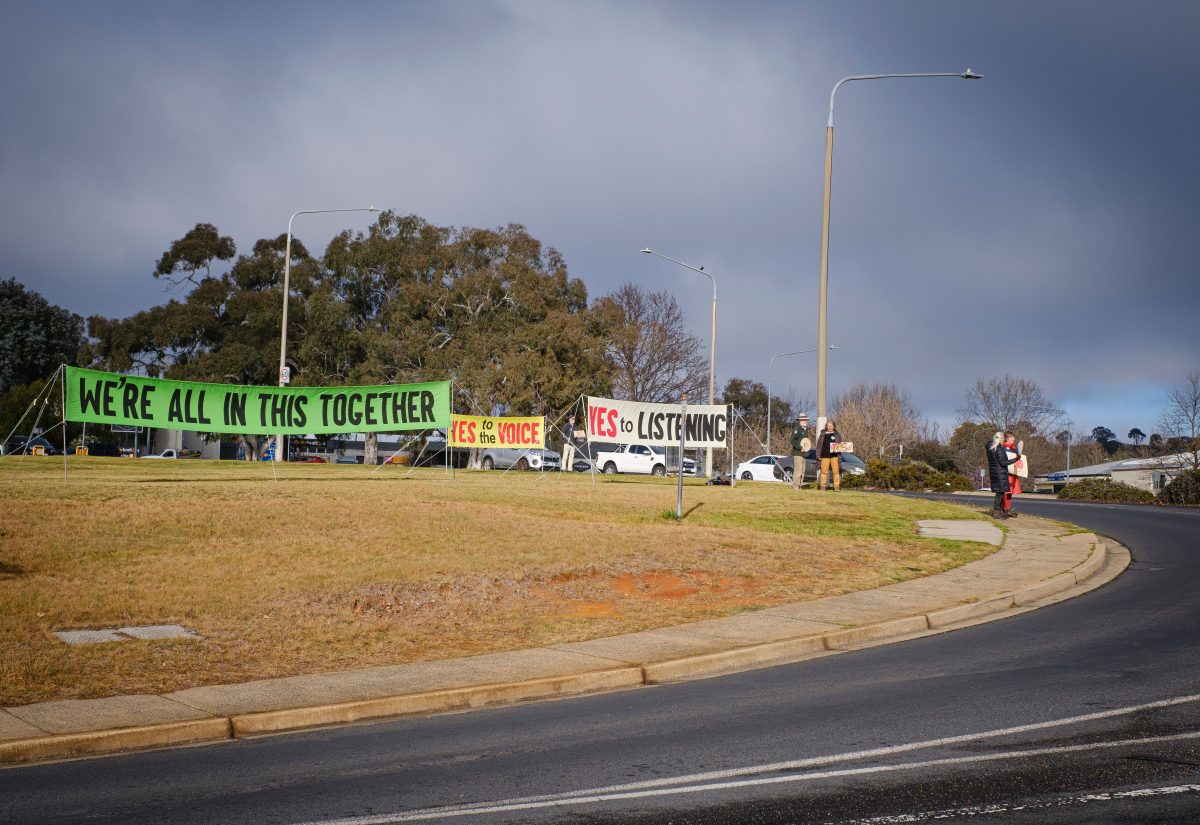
1038, 453, 1194, 494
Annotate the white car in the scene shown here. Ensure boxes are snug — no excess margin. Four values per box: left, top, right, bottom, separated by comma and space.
141, 449, 178, 459
735, 454, 787, 482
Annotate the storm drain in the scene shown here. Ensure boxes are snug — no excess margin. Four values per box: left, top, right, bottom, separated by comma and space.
54, 625, 201, 645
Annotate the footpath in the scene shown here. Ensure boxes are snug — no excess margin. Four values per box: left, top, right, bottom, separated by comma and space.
0, 514, 1128, 767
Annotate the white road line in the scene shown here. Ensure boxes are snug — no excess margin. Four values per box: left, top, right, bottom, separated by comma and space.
830, 783, 1200, 824
294, 731, 1200, 823
291, 691, 1200, 825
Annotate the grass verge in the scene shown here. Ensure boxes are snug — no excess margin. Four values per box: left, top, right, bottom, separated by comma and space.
1, 457, 989, 705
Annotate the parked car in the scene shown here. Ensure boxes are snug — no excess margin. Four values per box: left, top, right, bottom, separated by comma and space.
734, 454, 788, 482
772, 450, 867, 483
84, 442, 121, 457
592, 443, 697, 477
479, 447, 561, 471
3, 436, 58, 455
1, 435, 30, 455
141, 449, 178, 459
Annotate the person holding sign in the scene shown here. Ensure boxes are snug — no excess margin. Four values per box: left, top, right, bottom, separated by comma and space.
790, 413, 812, 489
560, 415, 578, 472
814, 419, 844, 491
1002, 431, 1025, 517
985, 431, 1023, 519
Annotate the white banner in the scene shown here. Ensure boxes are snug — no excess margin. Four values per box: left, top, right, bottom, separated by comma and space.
586, 396, 730, 448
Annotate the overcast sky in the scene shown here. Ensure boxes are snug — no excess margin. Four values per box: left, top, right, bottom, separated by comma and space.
3, 0, 1197, 440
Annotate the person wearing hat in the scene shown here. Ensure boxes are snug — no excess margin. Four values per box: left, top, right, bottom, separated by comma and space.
789, 413, 812, 489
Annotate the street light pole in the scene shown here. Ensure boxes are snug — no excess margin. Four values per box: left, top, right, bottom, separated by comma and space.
767, 345, 836, 455
815, 69, 982, 430
641, 248, 717, 477
276, 205, 379, 462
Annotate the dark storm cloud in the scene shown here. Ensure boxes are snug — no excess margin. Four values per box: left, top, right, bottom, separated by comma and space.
1, 0, 1196, 439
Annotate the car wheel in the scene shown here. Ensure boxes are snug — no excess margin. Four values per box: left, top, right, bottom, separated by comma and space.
741, 471, 753, 480
652, 464, 665, 477
603, 462, 618, 475
782, 469, 793, 482
481, 456, 494, 470
516, 458, 529, 471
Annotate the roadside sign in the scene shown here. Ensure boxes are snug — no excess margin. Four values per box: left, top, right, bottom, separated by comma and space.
280, 366, 291, 385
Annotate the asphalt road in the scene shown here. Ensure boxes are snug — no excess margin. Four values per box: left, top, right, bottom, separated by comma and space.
3, 497, 1198, 824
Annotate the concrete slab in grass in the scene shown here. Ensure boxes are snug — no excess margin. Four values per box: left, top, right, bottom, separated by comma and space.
119, 625, 201, 641
917, 520, 1003, 545
5, 695, 211, 735
0, 710, 45, 741
53, 629, 127, 645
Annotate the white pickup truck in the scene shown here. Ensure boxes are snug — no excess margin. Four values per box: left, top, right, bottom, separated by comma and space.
593, 443, 696, 477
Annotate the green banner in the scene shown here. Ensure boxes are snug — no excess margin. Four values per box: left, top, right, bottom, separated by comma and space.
65, 367, 450, 435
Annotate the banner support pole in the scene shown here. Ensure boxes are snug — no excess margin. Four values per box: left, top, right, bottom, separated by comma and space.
445, 383, 451, 479
677, 393, 687, 517
579, 395, 596, 485
59, 365, 67, 482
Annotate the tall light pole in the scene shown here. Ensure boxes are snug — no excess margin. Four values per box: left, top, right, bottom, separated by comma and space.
815, 69, 982, 430
275, 206, 379, 462
767, 345, 836, 455
641, 248, 717, 476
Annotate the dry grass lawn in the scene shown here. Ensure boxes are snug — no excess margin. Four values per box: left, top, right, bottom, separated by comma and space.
0, 457, 990, 706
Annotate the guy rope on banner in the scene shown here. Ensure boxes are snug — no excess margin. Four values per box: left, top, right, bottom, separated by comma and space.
730, 405, 794, 485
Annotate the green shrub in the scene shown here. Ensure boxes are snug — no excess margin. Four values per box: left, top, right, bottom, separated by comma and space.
858, 458, 973, 492
1058, 477, 1155, 504
841, 472, 867, 489
1158, 469, 1200, 506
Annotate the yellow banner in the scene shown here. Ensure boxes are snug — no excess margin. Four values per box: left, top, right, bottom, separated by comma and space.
449, 415, 545, 449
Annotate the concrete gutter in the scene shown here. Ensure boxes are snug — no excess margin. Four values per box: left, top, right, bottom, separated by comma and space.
0, 515, 1128, 767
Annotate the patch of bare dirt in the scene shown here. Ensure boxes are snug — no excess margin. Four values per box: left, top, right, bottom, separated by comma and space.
317, 567, 767, 625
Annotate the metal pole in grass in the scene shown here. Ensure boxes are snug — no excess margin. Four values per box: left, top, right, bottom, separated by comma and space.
677, 392, 687, 518
59, 365, 67, 482
276, 205, 379, 462
815, 69, 982, 430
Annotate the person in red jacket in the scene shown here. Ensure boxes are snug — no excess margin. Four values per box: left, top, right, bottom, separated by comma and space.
1002, 431, 1023, 516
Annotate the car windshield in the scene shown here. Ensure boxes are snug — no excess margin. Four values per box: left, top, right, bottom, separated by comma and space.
650, 446, 664, 455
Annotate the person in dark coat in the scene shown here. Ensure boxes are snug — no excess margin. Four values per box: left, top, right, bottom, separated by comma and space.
814, 419, 844, 491
985, 431, 1022, 518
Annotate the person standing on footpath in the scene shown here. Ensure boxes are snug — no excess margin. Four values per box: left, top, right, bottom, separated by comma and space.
985, 431, 1022, 518
790, 413, 812, 489
814, 419, 843, 491
1002, 431, 1024, 517
560, 414, 578, 472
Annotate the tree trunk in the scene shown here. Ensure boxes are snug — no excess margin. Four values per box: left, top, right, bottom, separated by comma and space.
364, 432, 379, 465
237, 434, 262, 461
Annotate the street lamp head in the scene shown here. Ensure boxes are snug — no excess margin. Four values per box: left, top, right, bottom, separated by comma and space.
829, 345, 839, 350
369, 205, 379, 211
641, 248, 653, 254
961, 68, 983, 80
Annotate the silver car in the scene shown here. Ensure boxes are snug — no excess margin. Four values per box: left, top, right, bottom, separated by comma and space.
479, 447, 561, 471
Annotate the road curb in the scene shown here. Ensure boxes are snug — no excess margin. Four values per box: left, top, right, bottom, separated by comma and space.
0, 718, 230, 767
1071, 541, 1107, 582
230, 667, 644, 737
643, 635, 828, 684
